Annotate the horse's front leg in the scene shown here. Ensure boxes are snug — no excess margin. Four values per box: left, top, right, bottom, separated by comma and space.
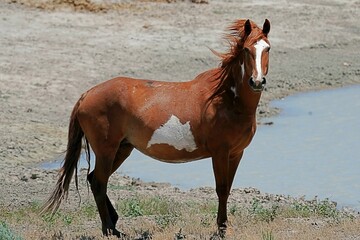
212, 152, 242, 236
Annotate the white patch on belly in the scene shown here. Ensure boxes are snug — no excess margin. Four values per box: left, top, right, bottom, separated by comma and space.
147, 115, 197, 152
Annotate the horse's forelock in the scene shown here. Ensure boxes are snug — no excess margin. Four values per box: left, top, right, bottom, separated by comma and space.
228, 19, 265, 46
218, 20, 265, 61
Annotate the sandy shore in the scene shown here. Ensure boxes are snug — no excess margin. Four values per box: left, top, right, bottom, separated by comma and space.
0, 0, 360, 238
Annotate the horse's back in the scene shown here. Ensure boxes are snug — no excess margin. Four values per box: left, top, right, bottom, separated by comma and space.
76, 75, 215, 162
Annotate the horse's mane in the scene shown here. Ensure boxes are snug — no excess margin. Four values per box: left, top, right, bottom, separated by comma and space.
208, 19, 264, 102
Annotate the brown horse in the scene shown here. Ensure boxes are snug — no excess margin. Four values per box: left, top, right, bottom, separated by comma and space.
42, 19, 271, 237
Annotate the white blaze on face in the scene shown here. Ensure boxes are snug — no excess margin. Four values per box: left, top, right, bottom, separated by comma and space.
147, 115, 197, 152
254, 39, 269, 81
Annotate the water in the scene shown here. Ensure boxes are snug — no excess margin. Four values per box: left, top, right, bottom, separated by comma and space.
43, 85, 360, 209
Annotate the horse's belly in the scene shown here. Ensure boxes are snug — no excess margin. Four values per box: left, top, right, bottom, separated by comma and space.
134, 143, 208, 163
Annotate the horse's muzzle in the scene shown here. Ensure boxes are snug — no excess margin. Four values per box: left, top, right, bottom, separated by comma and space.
249, 77, 266, 92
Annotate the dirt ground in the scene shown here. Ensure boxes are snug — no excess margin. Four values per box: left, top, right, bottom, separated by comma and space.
1, 0, 360, 238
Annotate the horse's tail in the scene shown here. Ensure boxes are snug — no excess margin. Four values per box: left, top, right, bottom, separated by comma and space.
41, 98, 87, 215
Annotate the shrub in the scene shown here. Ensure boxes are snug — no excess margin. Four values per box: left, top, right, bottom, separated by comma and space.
249, 198, 278, 223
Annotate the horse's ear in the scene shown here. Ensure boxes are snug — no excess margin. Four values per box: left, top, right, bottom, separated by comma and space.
244, 19, 252, 37
263, 19, 270, 36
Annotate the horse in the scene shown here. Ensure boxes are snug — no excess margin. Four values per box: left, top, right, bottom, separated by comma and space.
42, 18, 271, 237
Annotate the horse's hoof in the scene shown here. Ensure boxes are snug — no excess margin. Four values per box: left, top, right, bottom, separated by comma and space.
218, 226, 227, 238
113, 229, 127, 239
103, 228, 127, 239
209, 226, 226, 240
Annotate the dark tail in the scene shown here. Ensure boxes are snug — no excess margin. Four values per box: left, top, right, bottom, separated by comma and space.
41, 99, 87, 214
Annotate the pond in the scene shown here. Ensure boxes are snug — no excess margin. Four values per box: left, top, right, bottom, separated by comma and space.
42, 85, 360, 209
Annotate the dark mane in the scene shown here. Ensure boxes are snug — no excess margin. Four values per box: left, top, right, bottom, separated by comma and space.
208, 19, 264, 102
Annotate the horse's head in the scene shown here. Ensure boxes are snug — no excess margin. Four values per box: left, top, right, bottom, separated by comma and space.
242, 19, 271, 92
209, 19, 271, 103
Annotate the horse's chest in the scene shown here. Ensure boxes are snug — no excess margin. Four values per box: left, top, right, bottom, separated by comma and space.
214, 117, 256, 150
233, 123, 256, 148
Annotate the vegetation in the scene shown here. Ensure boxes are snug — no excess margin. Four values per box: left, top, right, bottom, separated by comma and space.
261, 231, 275, 240
0, 195, 358, 240
0, 221, 22, 240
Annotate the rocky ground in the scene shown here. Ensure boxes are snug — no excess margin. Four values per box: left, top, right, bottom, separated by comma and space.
0, 0, 360, 239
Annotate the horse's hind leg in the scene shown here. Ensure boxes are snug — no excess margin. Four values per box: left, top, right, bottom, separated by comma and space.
87, 145, 123, 237
111, 141, 134, 175
87, 171, 119, 227
87, 141, 134, 235
106, 142, 134, 226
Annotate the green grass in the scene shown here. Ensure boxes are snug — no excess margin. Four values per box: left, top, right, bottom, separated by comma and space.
81, 202, 98, 219
249, 198, 279, 223
116, 195, 350, 233
244, 197, 347, 224
0, 195, 356, 239
108, 183, 135, 191
0, 200, 98, 231
284, 198, 342, 220
0, 221, 22, 240
117, 195, 182, 217
116, 195, 182, 229
262, 230, 275, 240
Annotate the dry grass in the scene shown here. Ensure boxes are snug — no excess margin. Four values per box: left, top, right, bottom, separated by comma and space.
1, 195, 359, 240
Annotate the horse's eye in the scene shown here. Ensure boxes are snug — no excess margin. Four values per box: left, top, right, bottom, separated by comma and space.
266, 47, 271, 52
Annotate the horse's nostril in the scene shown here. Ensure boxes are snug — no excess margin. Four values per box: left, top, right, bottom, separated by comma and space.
262, 77, 267, 85
249, 77, 255, 86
